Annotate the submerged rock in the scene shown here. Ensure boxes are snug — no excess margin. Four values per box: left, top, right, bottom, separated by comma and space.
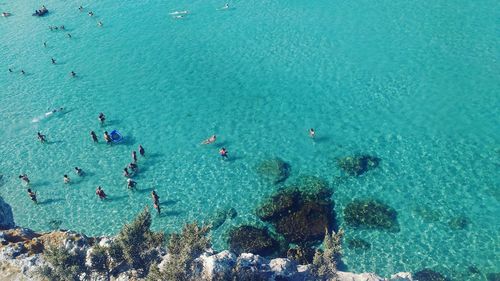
255, 158, 291, 184
0, 196, 15, 230
413, 268, 446, 281
286, 245, 315, 264
346, 238, 371, 250
448, 216, 470, 230
344, 199, 399, 232
256, 189, 301, 221
228, 225, 280, 256
209, 207, 238, 230
413, 207, 442, 223
337, 155, 380, 176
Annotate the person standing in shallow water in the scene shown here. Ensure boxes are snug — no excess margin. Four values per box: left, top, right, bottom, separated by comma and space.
37, 132, 46, 143
104, 131, 112, 144
19, 174, 30, 185
309, 128, 315, 138
132, 151, 137, 163
63, 175, 70, 184
74, 167, 84, 176
98, 113, 105, 124
27, 189, 37, 204
95, 186, 107, 199
219, 147, 228, 160
90, 131, 98, 143
139, 145, 145, 157
151, 191, 160, 214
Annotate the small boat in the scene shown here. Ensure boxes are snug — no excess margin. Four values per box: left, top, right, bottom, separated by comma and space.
33, 7, 48, 17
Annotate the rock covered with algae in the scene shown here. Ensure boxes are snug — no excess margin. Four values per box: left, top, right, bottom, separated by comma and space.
337, 155, 380, 176
255, 158, 291, 184
228, 225, 281, 256
346, 237, 371, 250
256, 176, 334, 244
413, 268, 447, 281
343, 199, 399, 232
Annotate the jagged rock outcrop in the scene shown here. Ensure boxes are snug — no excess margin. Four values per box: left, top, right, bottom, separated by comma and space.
0, 196, 15, 230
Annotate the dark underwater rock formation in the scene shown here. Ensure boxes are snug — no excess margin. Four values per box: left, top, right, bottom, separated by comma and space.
343, 199, 399, 232
337, 155, 380, 176
256, 176, 333, 244
255, 158, 291, 184
346, 238, 371, 250
447, 216, 470, 230
228, 225, 280, 256
0, 196, 15, 230
413, 269, 447, 281
209, 207, 238, 230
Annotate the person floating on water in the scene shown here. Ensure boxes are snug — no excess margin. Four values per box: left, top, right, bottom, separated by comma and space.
139, 145, 145, 157
151, 190, 160, 214
202, 135, 216, 144
126, 178, 137, 189
51, 58, 56, 64
79, 6, 83, 12
132, 151, 137, 163
19, 174, 30, 185
70, 71, 76, 77
37, 132, 46, 143
123, 167, 130, 177
74, 167, 84, 176
27, 189, 37, 204
67, 33, 72, 38
43, 41, 47, 47
98, 112, 106, 124
219, 147, 228, 160
309, 128, 315, 138
90, 131, 98, 142
95, 186, 107, 199
63, 174, 70, 184
103, 131, 112, 144
97, 21, 103, 27
88, 11, 94, 16
21, 70, 25, 75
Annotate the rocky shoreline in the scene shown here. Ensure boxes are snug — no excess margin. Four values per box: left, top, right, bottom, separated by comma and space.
0, 196, 415, 281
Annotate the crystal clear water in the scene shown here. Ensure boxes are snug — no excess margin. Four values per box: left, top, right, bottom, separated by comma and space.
1, 0, 498, 279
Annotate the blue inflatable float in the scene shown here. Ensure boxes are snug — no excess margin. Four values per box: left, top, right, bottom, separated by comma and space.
110, 130, 123, 143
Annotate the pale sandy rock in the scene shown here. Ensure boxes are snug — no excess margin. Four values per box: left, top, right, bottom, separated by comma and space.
269, 258, 296, 276
337, 271, 385, 281
390, 272, 413, 280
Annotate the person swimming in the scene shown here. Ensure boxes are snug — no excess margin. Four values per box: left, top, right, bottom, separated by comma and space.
63, 174, 70, 184
98, 112, 106, 124
154, 201, 161, 214
8, 68, 12, 72
95, 186, 107, 199
123, 167, 130, 177
139, 145, 145, 157
104, 131, 112, 143
27, 189, 37, 204
67, 33, 72, 38
21, 70, 25, 75
132, 151, 137, 163
37, 132, 46, 143
151, 190, 159, 203
97, 21, 103, 27
218, 3, 229, 10
309, 128, 315, 138
202, 135, 216, 144
126, 178, 137, 189
51, 58, 56, 64
79, 6, 83, 11
219, 147, 228, 159
43, 41, 47, 47
128, 162, 138, 172
169, 10, 189, 15
88, 11, 94, 16
90, 131, 98, 142
19, 174, 30, 185
70, 71, 76, 77
74, 167, 84, 176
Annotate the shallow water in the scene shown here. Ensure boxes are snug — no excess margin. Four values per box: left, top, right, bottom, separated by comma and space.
0, 0, 499, 278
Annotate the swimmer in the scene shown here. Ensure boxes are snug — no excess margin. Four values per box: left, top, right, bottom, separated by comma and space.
98, 112, 106, 124
128, 162, 138, 172
95, 186, 107, 199
67, 33, 72, 38
90, 131, 98, 142
70, 71, 76, 77
19, 174, 30, 185
309, 128, 315, 138
123, 168, 130, 177
63, 174, 70, 184
44, 107, 63, 118
51, 58, 56, 64
37, 132, 46, 143
169, 10, 189, 15
151, 190, 159, 203
97, 21, 103, 27
218, 3, 229, 10
126, 178, 137, 189
139, 145, 145, 157
21, 70, 25, 75
132, 151, 137, 163
219, 147, 228, 159
79, 6, 83, 12
43, 41, 47, 47
88, 11, 94, 16
103, 131, 112, 143
8, 68, 12, 72
60, 25, 65, 30
74, 167, 84, 176
202, 135, 216, 145
2, 12, 11, 17
27, 189, 37, 204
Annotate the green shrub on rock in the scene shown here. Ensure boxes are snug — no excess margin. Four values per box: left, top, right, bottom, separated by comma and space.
337, 155, 380, 176
343, 199, 399, 232
36, 245, 86, 281
89, 245, 109, 273
255, 158, 291, 184
228, 225, 280, 256
311, 228, 344, 281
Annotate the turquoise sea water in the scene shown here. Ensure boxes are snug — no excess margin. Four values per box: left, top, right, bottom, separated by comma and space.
1, 0, 499, 279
